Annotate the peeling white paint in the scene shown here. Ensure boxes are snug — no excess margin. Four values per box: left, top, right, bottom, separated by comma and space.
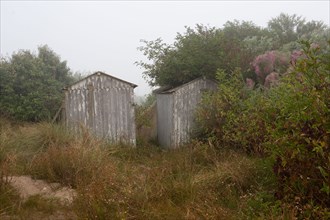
64, 72, 137, 145
156, 78, 217, 148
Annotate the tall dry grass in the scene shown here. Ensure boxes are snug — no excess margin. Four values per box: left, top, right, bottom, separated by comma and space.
0, 119, 281, 219
0, 118, 21, 215
73, 141, 262, 219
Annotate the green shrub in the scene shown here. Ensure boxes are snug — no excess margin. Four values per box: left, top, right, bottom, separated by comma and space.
195, 40, 330, 218
269, 41, 330, 218
195, 68, 245, 147
0, 45, 74, 122
195, 68, 272, 155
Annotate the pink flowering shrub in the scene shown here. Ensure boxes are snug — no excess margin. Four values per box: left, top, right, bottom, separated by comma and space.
264, 72, 279, 88
252, 51, 290, 85
290, 44, 318, 66
245, 78, 255, 89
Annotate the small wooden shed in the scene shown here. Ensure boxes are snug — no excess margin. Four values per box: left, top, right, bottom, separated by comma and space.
155, 77, 217, 148
63, 71, 137, 145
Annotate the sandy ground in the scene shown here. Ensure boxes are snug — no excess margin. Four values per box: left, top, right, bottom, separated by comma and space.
8, 176, 76, 204
1, 176, 78, 219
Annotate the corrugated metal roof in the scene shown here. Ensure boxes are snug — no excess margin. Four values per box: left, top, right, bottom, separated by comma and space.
64, 71, 137, 90
154, 77, 217, 94
152, 85, 173, 94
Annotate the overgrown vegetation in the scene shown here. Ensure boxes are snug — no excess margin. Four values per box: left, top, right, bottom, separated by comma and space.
0, 119, 280, 219
196, 41, 330, 219
0, 125, 20, 216
136, 13, 329, 87
0, 13, 329, 219
0, 45, 75, 121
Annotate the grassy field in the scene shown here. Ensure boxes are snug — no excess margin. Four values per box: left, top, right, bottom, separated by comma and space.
0, 119, 286, 219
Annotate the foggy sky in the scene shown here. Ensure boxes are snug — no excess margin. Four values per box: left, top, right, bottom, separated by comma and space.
1, 1, 329, 96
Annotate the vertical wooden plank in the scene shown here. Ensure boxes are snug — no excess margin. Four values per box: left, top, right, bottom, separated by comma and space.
64, 72, 137, 146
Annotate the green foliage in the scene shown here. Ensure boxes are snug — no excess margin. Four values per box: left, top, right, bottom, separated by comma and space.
141, 22, 278, 88
136, 23, 270, 87
268, 13, 329, 50
0, 45, 74, 121
196, 41, 330, 218
269, 41, 330, 218
136, 25, 225, 87
221, 20, 271, 73
196, 68, 274, 155
135, 93, 155, 130
195, 68, 245, 146
135, 93, 157, 145
268, 13, 306, 47
137, 14, 328, 88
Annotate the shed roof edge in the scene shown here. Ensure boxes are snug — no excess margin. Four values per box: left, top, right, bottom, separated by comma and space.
154, 77, 218, 94
63, 71, 138, 90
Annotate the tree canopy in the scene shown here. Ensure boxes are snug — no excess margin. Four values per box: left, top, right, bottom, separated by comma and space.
136, 13, 329, 87
0, 45, 74, 121
136, 25, 225, 87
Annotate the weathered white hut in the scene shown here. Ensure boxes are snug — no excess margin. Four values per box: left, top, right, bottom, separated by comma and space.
155, 77, 217, 148
63, 71, 137, 145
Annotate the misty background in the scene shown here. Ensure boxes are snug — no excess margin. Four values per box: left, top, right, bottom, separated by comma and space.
1, 1, 329, 96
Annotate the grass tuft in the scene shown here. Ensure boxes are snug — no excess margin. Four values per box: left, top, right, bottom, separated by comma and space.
0, 119, 281, 219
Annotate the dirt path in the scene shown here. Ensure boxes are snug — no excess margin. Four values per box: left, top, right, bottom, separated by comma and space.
8, 176, 76, 204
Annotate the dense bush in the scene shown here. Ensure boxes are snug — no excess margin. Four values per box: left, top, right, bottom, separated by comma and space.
137, 14, 329, 88
195, 68, 273, 155
196, 41, 330, 218
269, 41, 329, 218
251, 50, 290, 85
0, 45, 74, 121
